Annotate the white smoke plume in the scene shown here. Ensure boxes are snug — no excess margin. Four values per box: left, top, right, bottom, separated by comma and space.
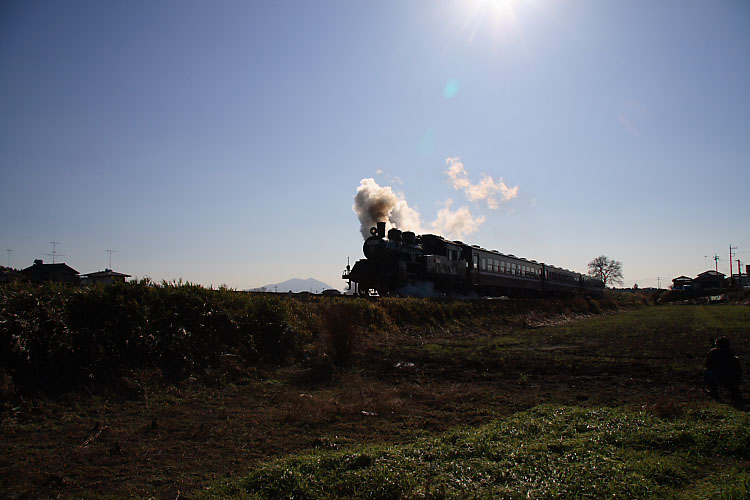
353, 178, 485, 240
353, 178, 423, 239
445, 157, 518, 209
431, 200, 485, 240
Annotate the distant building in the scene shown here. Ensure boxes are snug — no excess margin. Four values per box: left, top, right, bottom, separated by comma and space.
20, 259, 80, 284
730, 265, 750, 289
693, 270, 725, 290
672, 275, 693, 290
81, 268, 131, 286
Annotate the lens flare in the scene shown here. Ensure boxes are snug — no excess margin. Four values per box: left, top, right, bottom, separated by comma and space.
443, 78, 460, 98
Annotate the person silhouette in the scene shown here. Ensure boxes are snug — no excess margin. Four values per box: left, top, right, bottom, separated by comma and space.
704, 337, 743, 404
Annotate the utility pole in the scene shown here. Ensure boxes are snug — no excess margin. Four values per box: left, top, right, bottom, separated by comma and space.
106, 249, 117, 269
729, 245, 737, 277
713, 254, 720, 273
657, 276, 661, 289
5, 249, 11, 268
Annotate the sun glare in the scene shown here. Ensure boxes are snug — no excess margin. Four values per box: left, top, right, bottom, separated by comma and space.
485, 0, 517, 16
460, 0, 526, 42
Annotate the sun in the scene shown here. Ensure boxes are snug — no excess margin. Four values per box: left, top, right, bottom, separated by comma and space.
460, 0, 526, 42
483, 0, 518, 16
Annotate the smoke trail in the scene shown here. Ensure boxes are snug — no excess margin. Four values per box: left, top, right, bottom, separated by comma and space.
431, 200, 485, 239
353, 178, 486, 240
445, 157, 518, 209
352, 178, 423, 239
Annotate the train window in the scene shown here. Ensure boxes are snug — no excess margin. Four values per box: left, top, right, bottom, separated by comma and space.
481, 258, 486, 270
473, 254, 478, 268
494, 259, 499, 272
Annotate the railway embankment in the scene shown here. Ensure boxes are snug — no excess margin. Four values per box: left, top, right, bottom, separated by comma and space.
0, 281, 638, 398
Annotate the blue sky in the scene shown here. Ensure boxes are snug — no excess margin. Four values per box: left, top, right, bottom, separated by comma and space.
1, 0, 748, 289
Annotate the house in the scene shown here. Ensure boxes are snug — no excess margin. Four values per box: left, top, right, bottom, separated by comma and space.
20, 259, 80, 284
672, 275, 693, 290
693, 270, 725, 290
81, 268, 131, 286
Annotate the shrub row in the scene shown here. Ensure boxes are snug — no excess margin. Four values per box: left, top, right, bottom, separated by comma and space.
0, 282, 295, 395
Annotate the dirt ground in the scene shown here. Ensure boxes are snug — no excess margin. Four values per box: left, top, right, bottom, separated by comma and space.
0, 307, 739, 500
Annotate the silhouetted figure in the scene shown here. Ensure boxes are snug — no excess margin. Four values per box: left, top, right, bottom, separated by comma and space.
704, 337, 743, 404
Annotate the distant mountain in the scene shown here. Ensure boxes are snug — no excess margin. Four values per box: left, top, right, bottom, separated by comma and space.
249, 277, 337, 293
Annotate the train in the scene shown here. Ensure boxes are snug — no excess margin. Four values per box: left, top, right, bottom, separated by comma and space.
342, 222, 605, 297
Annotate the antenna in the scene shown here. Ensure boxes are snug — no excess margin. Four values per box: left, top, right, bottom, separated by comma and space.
46, 241, 65, 264
106, 249, 117, 269
5, 249, 11, 268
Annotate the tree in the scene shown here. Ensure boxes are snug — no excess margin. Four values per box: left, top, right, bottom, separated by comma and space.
588, 255, 624, 287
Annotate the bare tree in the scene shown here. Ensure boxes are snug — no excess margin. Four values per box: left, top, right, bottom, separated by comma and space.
588, 255, 624, 287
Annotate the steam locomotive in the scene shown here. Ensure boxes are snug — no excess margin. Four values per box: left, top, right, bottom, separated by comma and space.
343, 221, 604, 297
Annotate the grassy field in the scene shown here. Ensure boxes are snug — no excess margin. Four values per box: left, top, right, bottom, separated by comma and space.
202, 405, 750, 500
1, 286, 748, 499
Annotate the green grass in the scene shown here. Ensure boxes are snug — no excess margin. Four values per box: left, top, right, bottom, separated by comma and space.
199, 404, 750, 500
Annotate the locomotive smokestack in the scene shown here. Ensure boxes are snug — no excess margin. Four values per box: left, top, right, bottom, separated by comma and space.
377, 221, 386, 238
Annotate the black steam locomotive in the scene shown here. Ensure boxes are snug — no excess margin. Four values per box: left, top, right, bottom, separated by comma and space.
343, 221, 604, 297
